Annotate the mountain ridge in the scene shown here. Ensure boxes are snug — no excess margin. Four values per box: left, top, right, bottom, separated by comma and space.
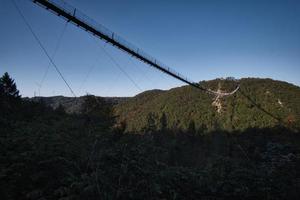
26, 78, 300, 132
115, 78, 300, 131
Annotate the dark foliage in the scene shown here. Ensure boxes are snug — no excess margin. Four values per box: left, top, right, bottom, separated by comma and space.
0, 72, 20, 99
1, 73, 300, 199
115, 78, 300, 131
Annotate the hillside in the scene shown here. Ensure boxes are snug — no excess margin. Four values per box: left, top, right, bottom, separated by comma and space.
28, 78, 300, 132
115, 78, 300, 131
27, 95, 128, 113
1, 73, 300, 199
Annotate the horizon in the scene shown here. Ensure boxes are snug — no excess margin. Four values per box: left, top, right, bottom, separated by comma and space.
21, 77, 299, 98
1, 0, 300, 97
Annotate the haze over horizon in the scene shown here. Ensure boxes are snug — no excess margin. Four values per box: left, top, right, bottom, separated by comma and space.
0, 0, 299, 97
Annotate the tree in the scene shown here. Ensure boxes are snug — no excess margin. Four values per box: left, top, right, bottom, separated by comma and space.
187, 120, 196, 134
114, 120, 127, 134
81, 95, 115, 129
160, 112, 167, 131
0, 72, 20, 98
198, 123, 208, 135
55, 104, 66, 115
144, 112, 157, 133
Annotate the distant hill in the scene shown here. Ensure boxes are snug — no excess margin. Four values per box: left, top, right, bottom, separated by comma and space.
3, 75, 300, 199
27, 78, 300, 132
114, 78, 300, 131
27, 96, 129, 113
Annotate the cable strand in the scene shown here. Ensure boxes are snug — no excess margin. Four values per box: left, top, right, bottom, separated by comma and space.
12, 0, 76, 97
94, 40, 142, 92
38, 20, 69, 95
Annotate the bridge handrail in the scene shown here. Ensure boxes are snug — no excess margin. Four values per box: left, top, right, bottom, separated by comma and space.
32, 0, 240, 96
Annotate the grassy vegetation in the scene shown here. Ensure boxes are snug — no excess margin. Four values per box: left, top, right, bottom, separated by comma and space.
1, 73, 300, 199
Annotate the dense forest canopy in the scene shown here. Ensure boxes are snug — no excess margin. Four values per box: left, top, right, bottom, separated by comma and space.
30, 77, 300, 132
115, 78, 300, 132
1, 72, 299, 200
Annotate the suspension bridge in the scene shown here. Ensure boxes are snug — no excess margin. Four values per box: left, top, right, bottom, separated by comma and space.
9, 0, 286, 171
17, 0, 240, 97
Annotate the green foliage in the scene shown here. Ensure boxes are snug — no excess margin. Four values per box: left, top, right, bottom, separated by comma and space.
115, 78, 300, 132
143, 112, 157, 133
0, 72, 20, 98
1, 74, 300, 199
187, 120, 196, 134
160, 112, 168, 130
81, 95, 115, 130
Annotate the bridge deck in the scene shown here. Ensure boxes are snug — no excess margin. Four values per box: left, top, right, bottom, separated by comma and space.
32, 0, 201, 90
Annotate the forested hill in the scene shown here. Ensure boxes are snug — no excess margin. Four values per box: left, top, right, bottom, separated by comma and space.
29, 78, 300, 132
115, 78, 300, 132
28, 96, 128, 113
1, 73, 300, 199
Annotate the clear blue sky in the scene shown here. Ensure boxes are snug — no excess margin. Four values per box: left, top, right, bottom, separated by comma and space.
0, 0, 299, 97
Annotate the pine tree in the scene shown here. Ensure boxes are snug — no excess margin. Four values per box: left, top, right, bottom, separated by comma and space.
81, 95, 115, 129
160, 112, 167, 131
188, 120, 196, 134
55, 104, 66, 115
0, 72, 20, 98
145, 112, 157, 133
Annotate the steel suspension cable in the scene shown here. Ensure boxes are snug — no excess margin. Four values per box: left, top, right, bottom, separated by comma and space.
38, 21, 69, 95
12, 0, 76, 97
31, 0, 239, 97
129, 57, 158, 89
94, 44, 122, 96
94, 39, 143, 92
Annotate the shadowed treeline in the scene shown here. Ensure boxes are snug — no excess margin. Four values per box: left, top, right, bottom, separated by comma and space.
1, 73, 300, 199
115, 78, 300, 132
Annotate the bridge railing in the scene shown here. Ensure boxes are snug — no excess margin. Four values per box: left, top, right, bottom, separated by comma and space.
43, 0, 195, 85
